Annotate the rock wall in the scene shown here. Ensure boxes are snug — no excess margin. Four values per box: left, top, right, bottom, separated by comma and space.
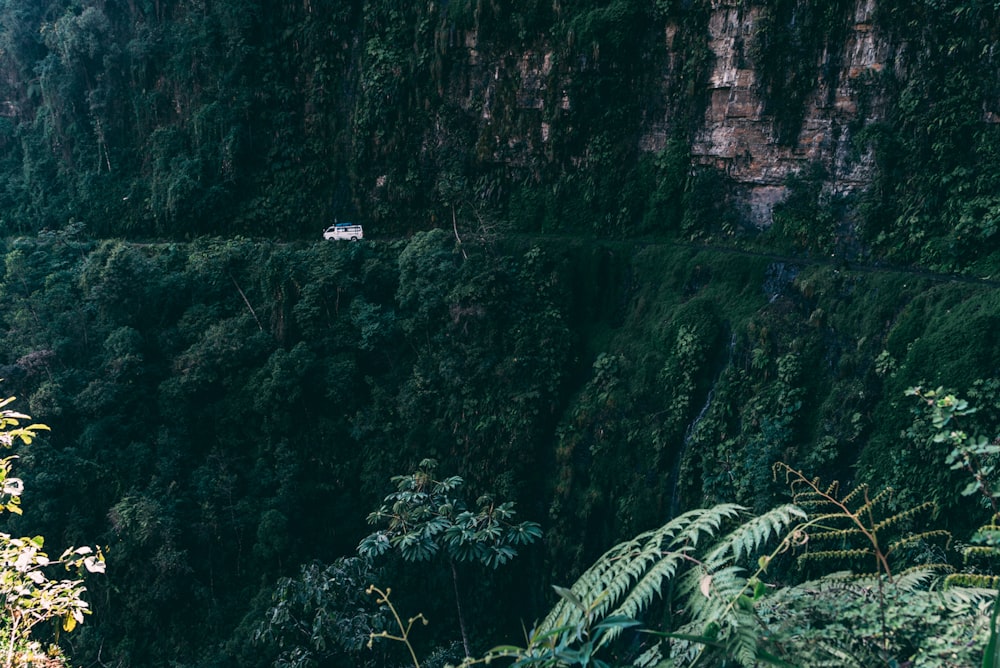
680, 0, 890, 224
490, 0, 895, 227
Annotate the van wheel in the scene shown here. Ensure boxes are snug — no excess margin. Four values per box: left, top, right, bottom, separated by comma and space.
350, 236, 358, 241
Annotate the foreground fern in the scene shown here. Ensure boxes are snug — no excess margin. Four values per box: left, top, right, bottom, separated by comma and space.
443, 389, 1000, 668
484, 503, 804, 667
773, 462, 950, 579
452, 490, 996, 667
491, 471, 986, 667
539, 504, 802, 635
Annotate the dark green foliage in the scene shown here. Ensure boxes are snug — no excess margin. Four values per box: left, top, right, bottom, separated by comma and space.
640, 141, 690, 235
359, 458, 542, 567
758, 569, 995, 667
250, 557, 390, 668
0, 0, 725, 240
0, 0, 998, 277
2, 228, 1000, 665
765, 165, 839, 254
775, 464, 947, 579
538, 503, 802, 635
0, 233, 581, 664
856, 0, 1000, 269
1, 0, 1000, 665
492, 459, 995, 667
473, 503, 804, 668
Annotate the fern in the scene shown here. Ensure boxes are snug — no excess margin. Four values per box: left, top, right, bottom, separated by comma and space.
539, 504, 743, 634
536, 503, 804, 666
514, 463, 990, 667
773, 463, 948, 579
701, 504, 805, 566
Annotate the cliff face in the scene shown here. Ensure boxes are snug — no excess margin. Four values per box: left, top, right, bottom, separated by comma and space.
483, 0, 894, 227
1, 0, 995, 257
687, 0, 889, 224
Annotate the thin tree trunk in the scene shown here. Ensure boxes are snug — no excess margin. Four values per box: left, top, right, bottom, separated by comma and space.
452, 205, 468, 259
450, 559, 471, 657
228, 272, 264, 331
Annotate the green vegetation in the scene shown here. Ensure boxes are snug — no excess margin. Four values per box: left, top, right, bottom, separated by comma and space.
0, 0, 998, 666
0, 229, 994, 665
857, 0, 1000, 270
0, 396, 103, 667
359, 459, 542, 656
348, 420, 1000, 667
401, 390, 1000, 667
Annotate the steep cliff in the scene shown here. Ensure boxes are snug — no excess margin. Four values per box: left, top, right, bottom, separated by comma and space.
685, 0, 888, 224
0, 0, 997, 264
0, 3, 999, 665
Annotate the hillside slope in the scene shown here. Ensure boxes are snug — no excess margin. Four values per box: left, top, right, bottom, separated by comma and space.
0, 231, 996, 664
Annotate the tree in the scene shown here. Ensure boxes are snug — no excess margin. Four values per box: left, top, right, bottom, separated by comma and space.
0, 395, 105, 668
358, 458, 542, 657
252, 556, 389, 668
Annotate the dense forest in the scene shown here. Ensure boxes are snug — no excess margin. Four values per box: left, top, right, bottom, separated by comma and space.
0, 0, 1000, 666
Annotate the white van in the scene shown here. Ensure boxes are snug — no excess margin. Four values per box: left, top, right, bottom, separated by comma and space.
323, 223, 364, 241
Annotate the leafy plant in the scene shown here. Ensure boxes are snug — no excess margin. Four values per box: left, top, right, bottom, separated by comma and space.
358, 458, 542, 656
498, 462, 981, 667
525, 503, 805, 667
0, 395, 104, 668
459, 589, 640, 668
774, 462, 949, 579
906, 386, 1000, 510
758, 567, 995, 667
906, 386, 1000, 666
252, 557, 389, 668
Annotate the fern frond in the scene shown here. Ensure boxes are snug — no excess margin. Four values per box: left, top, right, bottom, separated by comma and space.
701, 504, 806, 567
839, 482, 869, 507
539, 504, 746, 633
603, 508, 752, 636
809, 527, 866, 542
792, 497, 834, 510
533, 500, 810, 662
887, 565, 940, 590
797, 548, 874, 563
602, 549, 686, 624
853, 486, 893, 516
675, 565, 746, 611
938, 584, 997, 609
870, 501, 935, 533
963, 545, 1000, 561
945, 572, 1000, 588
671, 503, 747, 551
886, 530, 951, 556
895, 563, 952, 581
727, 608, 762, 667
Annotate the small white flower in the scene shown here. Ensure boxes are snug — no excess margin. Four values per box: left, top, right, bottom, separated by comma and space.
2, 478, 22, 496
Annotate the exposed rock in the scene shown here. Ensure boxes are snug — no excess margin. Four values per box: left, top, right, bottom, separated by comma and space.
485, 0, 895, 227
681, 0, 891, 226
